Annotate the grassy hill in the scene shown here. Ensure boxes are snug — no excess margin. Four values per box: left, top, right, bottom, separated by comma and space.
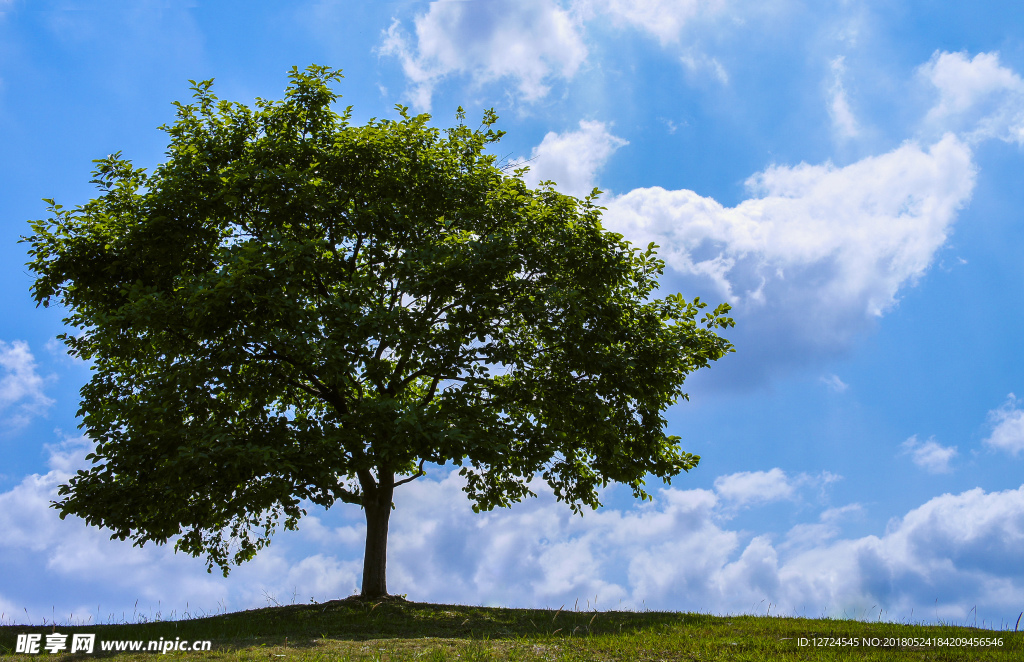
1, 597, 1020, 660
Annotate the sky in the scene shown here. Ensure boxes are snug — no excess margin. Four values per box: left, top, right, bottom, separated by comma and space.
2, 0, 1024, 630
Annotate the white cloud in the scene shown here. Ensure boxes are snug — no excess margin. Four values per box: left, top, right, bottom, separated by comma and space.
378, 1, 742, 107
5, 451, 1024, 626
0, 438, 362, 622
984, 394, 1024, 456
379, 0, 587, 109
828, 56, 860, 140
781, 504, 864, 554
602, 133, 976, 361
0, 340, 53, 429
821, 374, 848, 393
574, 0, 727, 45
516, 120, 628, 197
901, 435, 958, 474
714, 468, 795, 506
386, 475, 1024, 623
820, 503, 862, 523
767, 486, 1024, 624
662, 117, 682, 134
713, 469, 839, 510
680, 50, 729, 85
920, 50, 1024, 145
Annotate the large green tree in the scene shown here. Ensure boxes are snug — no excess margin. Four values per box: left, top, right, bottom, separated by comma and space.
25, 66, 734, 599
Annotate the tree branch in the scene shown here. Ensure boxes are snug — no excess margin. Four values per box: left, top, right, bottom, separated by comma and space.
393, 459, 426, 488
422, 375, 441, 405
247, 344, 350, 417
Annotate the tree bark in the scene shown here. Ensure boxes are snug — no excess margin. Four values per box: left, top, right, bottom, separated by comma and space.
360, 470, 394, 599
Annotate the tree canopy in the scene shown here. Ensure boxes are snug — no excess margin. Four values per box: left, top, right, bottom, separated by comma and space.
24, 65, 734, 598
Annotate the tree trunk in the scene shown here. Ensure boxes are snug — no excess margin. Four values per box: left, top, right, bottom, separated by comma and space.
360, 470, 394, 599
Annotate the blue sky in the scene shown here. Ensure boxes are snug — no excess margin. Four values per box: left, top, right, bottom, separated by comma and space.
3, 0, 1024, 629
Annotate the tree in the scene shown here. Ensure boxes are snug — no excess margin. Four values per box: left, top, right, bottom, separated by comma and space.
24, 65, 734, 599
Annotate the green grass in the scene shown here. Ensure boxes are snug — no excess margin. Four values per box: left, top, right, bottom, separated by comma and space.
1, 597, 1021, 660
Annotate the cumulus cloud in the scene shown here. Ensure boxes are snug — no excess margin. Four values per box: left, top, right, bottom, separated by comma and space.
781, 504, 863, 553
919, 50, 1024, 145
0, 340, 53, 429
379, 1, 740, 106
714, 468, 796, 506
498, 49, 1023, 383
901, 435, 958, 474
5, 451, 1024, 627
0, 436, 362, 622
601, 133, 976, 366
495, 50, 1024, 384
515, 120, 628, 197
339, 476, 1024, 623
713, 469, 840, 511
765, 486, 1024, 624
379, 0, 587, 109
984, 394, 1024, 456
0, 438, 226, 613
